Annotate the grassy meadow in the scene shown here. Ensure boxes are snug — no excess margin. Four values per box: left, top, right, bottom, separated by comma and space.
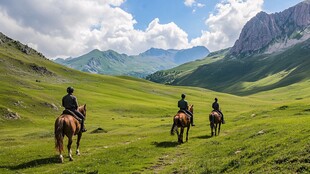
1, 42, 310, 173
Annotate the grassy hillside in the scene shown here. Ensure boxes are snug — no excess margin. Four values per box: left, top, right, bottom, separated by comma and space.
148, 39, 310, 96
1, 34, 310, 173
146, 49, 228, 84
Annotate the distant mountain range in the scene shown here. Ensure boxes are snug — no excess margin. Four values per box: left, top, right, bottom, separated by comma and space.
54, 46, 210, 78
147, 0, 310, 95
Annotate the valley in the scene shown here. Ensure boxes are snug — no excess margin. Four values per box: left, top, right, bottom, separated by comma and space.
1, 1, 310, 173
0, 32, 310, 173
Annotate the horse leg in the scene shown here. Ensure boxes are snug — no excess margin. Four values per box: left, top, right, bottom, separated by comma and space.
210, 123, 214, 136
215, 124, 218, 136
76, 132, 82, 156
180, 127, 184, 143
58, 138, 64, 163
173, 126, 179, 142
218, 123, 221, 136
170, 122, 176, 135
67, 136, 73, 161
186, 126, 190, 142
57, 137, 64, 163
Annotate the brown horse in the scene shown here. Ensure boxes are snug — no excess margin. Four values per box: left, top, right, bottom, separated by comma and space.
54, 104, 87, 163
170, 105, 193, 144
209, 110, 221, 136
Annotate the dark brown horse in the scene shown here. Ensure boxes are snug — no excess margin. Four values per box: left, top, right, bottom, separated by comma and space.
54, 104, 87, 163
209, 110, 221, 136
170, 105, 193, 144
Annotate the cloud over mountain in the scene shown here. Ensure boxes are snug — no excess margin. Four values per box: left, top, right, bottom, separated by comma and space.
0, 0, 265, 59
0, 0, 190, 58
190, 0, 264, 51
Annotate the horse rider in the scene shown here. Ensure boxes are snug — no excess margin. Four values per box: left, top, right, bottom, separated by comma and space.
178, 94, 195, 126
62, 87, 87, 132
212, 98, 225, 124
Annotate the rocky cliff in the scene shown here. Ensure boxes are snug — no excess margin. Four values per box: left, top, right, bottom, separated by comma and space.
229, 0, 310, 56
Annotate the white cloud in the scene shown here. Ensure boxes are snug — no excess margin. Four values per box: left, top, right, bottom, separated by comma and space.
184, 0, 196, 7
197, 3, 205, 8
144, 18, 189, 50
190, 0, 264, 51
0, 0, 190, 58
0, 0, 264, 58
184, 0, 205, 10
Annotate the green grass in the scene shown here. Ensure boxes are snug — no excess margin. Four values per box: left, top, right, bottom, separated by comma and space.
1, 38, 310, 173
148, 39, 310, 96
146, 48, 228, 84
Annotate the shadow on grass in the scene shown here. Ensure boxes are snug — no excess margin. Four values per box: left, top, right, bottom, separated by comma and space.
194, 135, 213, 139
151, 141, 179, 148
0, 156, 59, 170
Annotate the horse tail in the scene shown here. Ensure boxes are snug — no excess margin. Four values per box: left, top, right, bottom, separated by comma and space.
54, 117, 64, 153
170, 115, 179, 135
209, 113, 215, 124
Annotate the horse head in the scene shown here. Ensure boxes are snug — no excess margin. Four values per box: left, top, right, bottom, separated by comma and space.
78, 104, 87, 118
188, 104, 194, 114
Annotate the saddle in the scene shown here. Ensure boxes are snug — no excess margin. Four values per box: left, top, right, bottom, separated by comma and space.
212, 110, 222, 117
62, 109, 82, 123
178, 110, 191, 121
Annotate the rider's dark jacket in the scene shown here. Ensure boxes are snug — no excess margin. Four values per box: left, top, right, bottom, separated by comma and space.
178, 98, 188, 110
62, 94, 84, 119
178, 98, 193, 116
212, 101, 219, 111
62, 94, 78, 110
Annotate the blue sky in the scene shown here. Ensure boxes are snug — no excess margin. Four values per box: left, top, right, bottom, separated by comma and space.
121, 0, 210, 39
121, 0, 303, 40
0, 0, 304, 58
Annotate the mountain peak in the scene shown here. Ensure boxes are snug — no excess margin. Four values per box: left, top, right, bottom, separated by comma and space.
89, 48, 101, 53
139, 48, 169, 57
55, 46, 209, 77
303, 0, 310, 4
229, 1, 310, 57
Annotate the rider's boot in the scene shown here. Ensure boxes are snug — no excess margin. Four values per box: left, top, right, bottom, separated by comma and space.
190, 116, 195, 126
80, 119, 87, 132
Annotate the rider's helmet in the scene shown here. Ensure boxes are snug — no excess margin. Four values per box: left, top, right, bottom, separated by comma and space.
181, 93, 186, 99
67, 86, 74, 94
215, 97, 218, 101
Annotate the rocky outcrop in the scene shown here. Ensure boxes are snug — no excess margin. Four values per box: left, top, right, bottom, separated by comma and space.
229, 0, 310, 56
0, 32, 46, 58
30, 64, 54, 76
0, 107, 20, 120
